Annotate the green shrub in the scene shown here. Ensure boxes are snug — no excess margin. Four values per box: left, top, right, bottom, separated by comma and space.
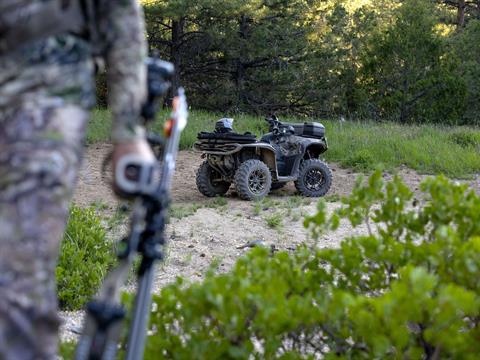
56, 205, 116, 310
145, 172, 480, 359
448, 130, 480, 148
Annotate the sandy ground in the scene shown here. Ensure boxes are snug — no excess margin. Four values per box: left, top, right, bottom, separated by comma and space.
60, 143, 479, 342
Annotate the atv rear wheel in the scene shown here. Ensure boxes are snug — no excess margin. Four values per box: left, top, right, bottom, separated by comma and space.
234, 159, 272, 200
196, 161, 231, 197
295, 159, 332, 197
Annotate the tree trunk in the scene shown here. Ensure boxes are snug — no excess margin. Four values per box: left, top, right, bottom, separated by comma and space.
234, 15, 249, 110
168, 17, 185, 105
457, 0, 466, 27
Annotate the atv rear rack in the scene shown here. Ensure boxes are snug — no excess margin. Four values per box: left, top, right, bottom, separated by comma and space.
193, 141, 242, 154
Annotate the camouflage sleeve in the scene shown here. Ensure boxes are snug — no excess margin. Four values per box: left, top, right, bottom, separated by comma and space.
103, 0, 147, 143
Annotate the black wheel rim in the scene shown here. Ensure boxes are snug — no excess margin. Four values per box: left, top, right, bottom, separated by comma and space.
304, 168, 324, 191
248, 169, 267, 194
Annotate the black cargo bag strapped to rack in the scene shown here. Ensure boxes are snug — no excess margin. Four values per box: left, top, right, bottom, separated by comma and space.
197, 131, 257, 144
287, 122, 326, 139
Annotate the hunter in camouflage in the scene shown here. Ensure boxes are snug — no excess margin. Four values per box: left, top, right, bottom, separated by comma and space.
0, 1, 149, 358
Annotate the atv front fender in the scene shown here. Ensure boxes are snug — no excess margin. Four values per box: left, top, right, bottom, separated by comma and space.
238, 143, 281, 181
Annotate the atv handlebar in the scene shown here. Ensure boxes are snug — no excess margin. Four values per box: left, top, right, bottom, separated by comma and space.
265, 115, 294, 137
265, 115, 280, 134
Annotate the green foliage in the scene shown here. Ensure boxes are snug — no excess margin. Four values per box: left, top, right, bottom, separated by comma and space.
170, 203, 202, 219
362, 0, 465, 124
145, 172, 480, 359
448, 129, 480, 148
264, 212, 283, 229
139, 0, 479, 124
324, 194, 340, 202
85, 109, 113, 144
205, 197, 228, 208
169, 198, 228, 220
451, 20, 480, 125
99, 2, 471, 123
59, 342, 76, 359
56, 205, 116, 310
283, 195, 310, 209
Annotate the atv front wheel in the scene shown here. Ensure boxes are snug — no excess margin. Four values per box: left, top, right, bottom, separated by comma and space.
234, 160, 272, 200
295, 159, 332, 197
196, 161, 231, 197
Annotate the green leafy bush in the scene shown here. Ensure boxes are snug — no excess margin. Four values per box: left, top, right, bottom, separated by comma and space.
56, 205, 115, 310
448, 130, 480, 149
145, 172, 480, 359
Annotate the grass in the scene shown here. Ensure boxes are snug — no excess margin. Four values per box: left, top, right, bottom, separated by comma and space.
205, 197, 228, 208
87, 109, 480, 178
253, 197, 282, 216
264, 212, 283, 229
170, 203, 202, 219
169, 197, 228, 219
324, 194, 341, 203
325, 121, 480, 178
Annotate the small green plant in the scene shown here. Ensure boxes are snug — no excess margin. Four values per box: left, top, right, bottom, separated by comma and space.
264, 212, 283, 229
169, 203, 202, 219
324, 193, 340, 202
90, 199, 110, 211
252, 201, 262, 216
205, 197, 228, 208
252, 197, 282, 216
106, 204, 129, 229
56, 205, 116, 310
290, 211, 302, 222
283, 195, 304, 209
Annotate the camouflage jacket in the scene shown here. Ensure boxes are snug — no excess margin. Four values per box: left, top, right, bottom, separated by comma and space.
0, 0, 147, 143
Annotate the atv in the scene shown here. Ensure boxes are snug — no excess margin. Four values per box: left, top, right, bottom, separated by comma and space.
193, 115, 332, 200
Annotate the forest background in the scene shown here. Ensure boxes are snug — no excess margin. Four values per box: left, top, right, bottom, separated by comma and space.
97, 0, 480, 126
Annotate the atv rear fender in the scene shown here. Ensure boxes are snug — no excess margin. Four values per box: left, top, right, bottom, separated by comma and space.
304, 140, 328, 159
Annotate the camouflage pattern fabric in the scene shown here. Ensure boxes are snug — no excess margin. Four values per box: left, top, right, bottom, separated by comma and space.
0, 1, 146, 358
